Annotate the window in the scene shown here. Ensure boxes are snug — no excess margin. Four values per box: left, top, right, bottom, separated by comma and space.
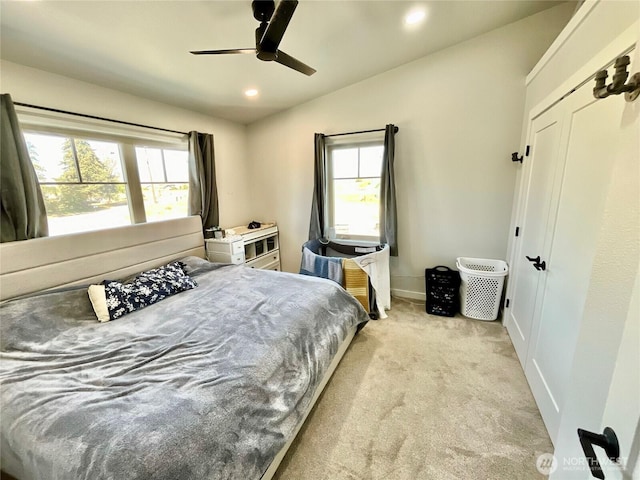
328, 142, 384, 240
135, 147, 189, 223
24, 130, 188, 236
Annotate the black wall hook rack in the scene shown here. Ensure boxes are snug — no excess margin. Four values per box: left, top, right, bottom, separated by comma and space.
593, 55, 640, 102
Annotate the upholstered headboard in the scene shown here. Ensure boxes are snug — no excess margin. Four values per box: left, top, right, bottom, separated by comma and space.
0, 216, 205, 301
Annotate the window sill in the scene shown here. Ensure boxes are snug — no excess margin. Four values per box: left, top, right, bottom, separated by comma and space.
329, 237, 381, 247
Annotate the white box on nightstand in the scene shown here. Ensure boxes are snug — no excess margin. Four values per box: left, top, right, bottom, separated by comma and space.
205, 236, 245, 264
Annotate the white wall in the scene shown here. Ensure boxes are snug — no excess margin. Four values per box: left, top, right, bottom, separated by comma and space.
0, 60, 252, 228
246, 3, 574, 297
601, 267, 639, 479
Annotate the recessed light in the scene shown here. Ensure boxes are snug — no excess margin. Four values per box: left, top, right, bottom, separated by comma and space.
404, 8, 426, 26
244, 88, 258, 97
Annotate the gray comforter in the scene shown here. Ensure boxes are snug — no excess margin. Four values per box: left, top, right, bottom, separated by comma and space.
0, 257, 368, 480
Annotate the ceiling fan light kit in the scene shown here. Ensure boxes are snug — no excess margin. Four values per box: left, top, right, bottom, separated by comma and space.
190, 0, 316, 76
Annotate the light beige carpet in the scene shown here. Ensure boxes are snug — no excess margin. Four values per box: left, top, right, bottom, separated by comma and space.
273, 298, 552, 480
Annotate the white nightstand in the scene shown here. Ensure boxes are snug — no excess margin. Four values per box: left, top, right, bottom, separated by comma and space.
205, 236, 245, 264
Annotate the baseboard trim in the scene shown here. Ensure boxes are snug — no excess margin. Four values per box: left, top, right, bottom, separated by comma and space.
391, 288, 426, 301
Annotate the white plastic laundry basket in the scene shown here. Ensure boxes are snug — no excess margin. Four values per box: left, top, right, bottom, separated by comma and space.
456, 257, 509, 321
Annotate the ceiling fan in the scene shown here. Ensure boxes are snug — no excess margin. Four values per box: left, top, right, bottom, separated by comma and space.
190, 0, 316, 76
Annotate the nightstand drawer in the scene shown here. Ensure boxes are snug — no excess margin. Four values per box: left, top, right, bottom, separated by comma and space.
207, 251, 245, 264
230, 241, 244, 255
205, 237, 244, 255
246, 251, 280, 270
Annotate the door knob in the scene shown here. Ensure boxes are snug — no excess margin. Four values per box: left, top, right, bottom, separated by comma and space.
526, 255, 546, 271
577, 427, 620, 479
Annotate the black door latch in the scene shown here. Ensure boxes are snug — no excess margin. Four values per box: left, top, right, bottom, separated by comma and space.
577, 427, 620, 479
526, 255, 546, 271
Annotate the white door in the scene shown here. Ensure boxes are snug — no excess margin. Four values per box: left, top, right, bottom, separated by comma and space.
505, 9, 640, 475
523, 79, 627, 443
549, 74, 639, 476
548, 275, 639, 480
505, 105, 565, 366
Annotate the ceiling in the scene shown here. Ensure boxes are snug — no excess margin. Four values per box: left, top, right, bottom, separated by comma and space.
0, 1, 568, 125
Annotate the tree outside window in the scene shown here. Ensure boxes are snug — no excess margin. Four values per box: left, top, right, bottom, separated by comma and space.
49, 139, 125, 214
24, 132, 188, 236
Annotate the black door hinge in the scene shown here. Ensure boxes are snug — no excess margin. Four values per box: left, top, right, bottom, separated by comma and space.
506, 299, 510, 308
511, 152, 523, 163
515, 226, 520, 237
525, 145, 531, 156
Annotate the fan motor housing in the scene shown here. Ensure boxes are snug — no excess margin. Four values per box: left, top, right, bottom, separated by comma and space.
255, 24, 277, 61
252, 0, 275, 22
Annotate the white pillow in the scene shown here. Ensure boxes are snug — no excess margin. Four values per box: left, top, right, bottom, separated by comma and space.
87, 284, 110, 322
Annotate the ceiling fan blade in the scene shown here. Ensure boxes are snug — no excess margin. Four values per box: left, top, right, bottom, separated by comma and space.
260, 0, 298, 52
275, 50, 316, 76
190, 49, 256, 55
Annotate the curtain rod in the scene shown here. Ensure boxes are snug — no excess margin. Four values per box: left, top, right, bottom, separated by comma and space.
14, 102, 189, 136
324, 125, 399, 138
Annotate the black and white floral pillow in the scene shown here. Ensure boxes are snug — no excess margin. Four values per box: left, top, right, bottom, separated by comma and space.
88, 261, 197, 322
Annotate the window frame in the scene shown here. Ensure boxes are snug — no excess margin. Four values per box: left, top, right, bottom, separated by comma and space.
134, 145, 190, 224
326, 139, 384, 243
21, 121, 189, 234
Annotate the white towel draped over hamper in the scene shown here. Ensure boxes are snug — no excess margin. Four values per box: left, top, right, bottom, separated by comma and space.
301, 240, 391, 318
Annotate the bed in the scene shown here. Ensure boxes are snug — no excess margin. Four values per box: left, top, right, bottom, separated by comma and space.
0, 216, 369, 480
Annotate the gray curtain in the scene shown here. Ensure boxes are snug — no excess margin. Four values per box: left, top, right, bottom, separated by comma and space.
308, 133, 327, 240
380, 124, 398, 256
188, 131, 219, 231
1, 93, 48, 242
